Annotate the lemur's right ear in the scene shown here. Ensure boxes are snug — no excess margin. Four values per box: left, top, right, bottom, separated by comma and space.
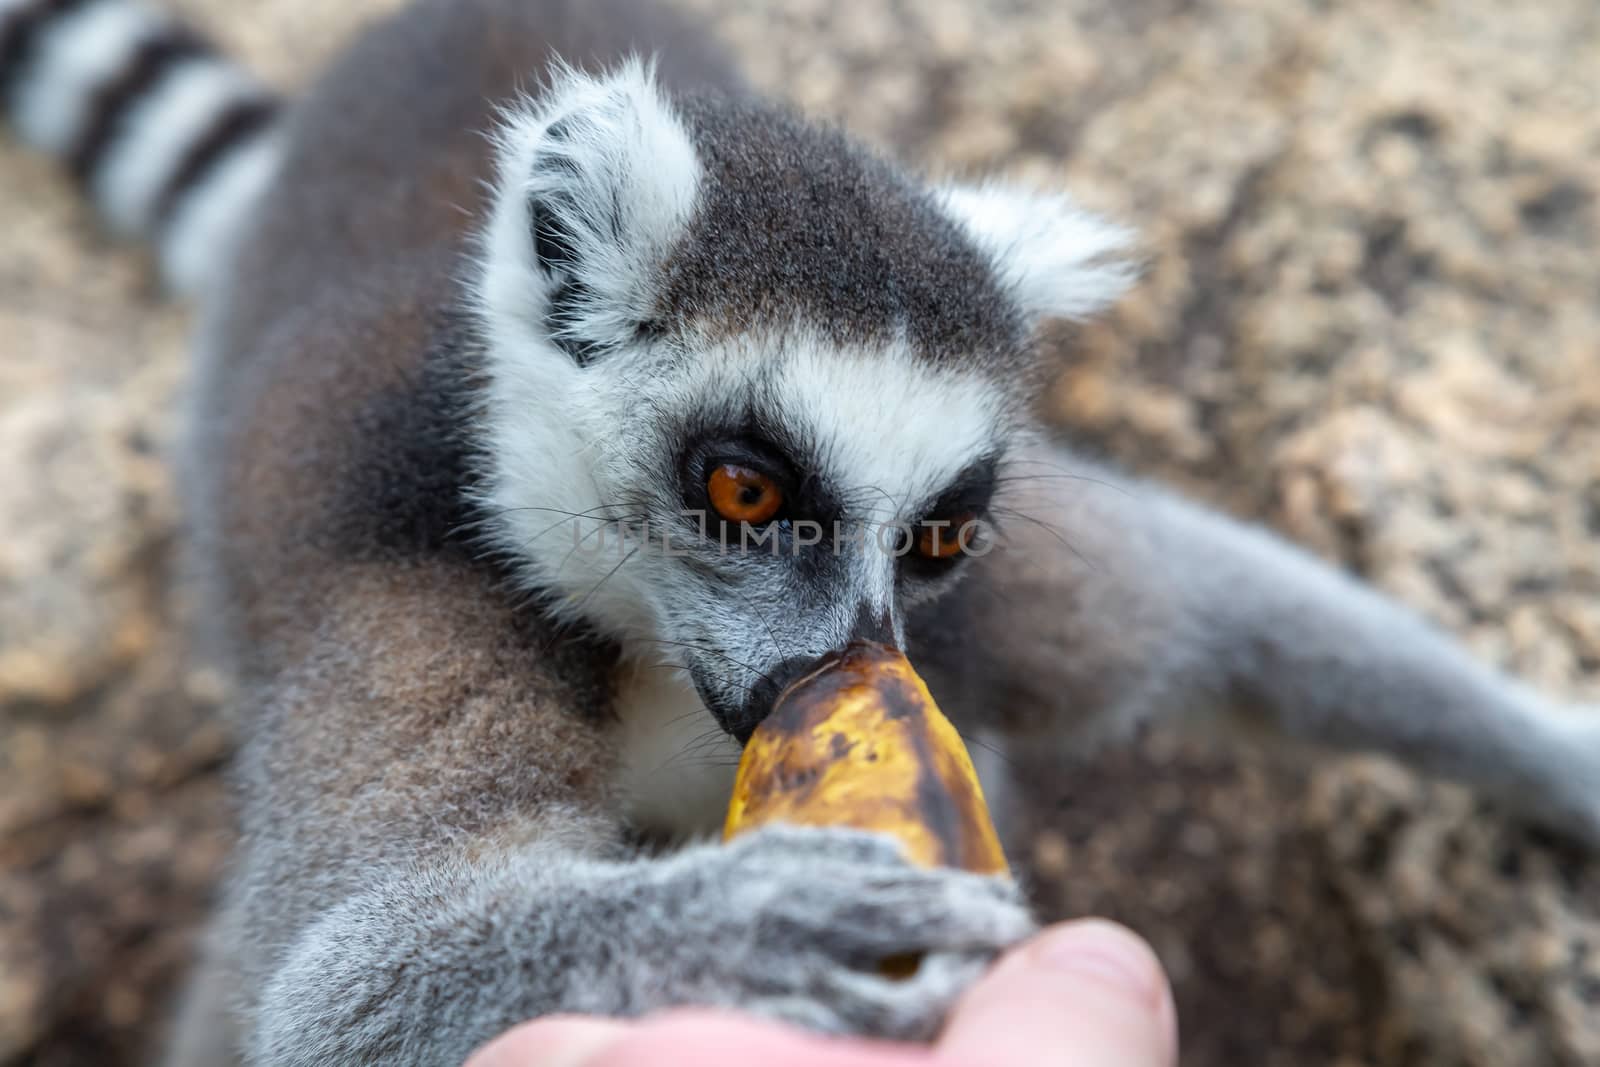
476, 60, 700, 364
937, 183, 1138, 326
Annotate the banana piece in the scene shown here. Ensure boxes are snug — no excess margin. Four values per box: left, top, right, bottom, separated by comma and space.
724, 641, 1008, 876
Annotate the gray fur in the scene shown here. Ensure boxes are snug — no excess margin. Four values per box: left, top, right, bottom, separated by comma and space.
913, 444, 1600, 844
250, 827, 1032, 1066
1, 1, 1596, 1066
660, 93, 1030, 367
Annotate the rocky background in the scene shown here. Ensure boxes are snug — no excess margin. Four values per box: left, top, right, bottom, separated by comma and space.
2, 0, 1597, 1063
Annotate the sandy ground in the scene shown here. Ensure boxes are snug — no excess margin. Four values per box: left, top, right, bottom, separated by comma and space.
2, 0, 1598, 1063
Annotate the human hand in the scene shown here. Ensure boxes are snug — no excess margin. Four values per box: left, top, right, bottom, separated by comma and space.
464, 919, 1178, 1067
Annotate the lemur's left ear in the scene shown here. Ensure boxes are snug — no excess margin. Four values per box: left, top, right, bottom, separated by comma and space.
477, 59, 700, 363
937, 183, 1138, 324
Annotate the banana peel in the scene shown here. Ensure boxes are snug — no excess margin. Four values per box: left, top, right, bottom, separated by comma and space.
723, 641, 1008, 876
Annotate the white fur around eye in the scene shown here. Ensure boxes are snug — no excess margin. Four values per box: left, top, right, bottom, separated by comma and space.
938, 182, 1138, 323
777, 335, 1006, 532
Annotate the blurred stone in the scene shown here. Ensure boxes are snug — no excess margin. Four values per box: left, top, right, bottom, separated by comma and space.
2, 0, 1597, 1063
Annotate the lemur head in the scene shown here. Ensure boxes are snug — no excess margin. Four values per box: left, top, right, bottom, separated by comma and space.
473, 61, 1131, 740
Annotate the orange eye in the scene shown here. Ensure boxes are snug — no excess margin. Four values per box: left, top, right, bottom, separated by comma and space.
916, 515, 976, 560
707, 464, 784, 524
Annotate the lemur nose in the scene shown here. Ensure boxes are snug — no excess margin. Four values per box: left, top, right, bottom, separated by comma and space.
738, 653, 831, 743
735, 605, 901, 743
848, 601, 896, 646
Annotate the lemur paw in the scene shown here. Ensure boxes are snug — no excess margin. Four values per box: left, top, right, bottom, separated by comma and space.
622, 825, 1036, 1040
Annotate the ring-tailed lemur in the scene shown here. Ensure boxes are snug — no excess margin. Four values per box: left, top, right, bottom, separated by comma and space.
3, 0, 1597, 1063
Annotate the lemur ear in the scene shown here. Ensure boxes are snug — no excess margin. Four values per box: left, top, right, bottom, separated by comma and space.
477, 59, 700, 363
937, 183, 1138, 325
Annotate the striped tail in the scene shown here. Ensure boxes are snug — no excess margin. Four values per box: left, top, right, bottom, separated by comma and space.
0, 0, 285, 296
